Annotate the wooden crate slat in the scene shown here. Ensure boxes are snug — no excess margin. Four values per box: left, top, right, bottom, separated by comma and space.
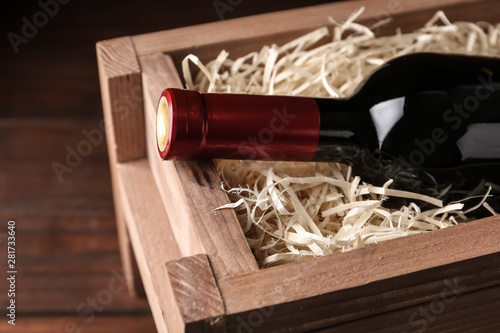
116, 158, 183, 333
312, 284, 500, 332
173, 160, 261, 277
131, 0, 500, 80
219, 217, 500, 314
139, 52, 206, 260
139, 53, 259, 280
130, 0, 479, 57
0, 315, 157, 333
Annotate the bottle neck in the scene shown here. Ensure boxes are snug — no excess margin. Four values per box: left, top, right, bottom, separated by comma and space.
157, 89, 321, 161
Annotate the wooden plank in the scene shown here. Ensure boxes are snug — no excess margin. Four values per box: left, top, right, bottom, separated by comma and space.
0, 233, 152, 314
139, 53, 259, 279
12, 251, 123, 275
9, 274, 152, 314
130, 0, 500, 81
131, 0, 491, 59
116, 158, 184, 333
0, 119, 114, 216
165, 254, 225, 332
116, 208, 145, 297
316, 284, 500, 332
138, 53, 205, 259
0, 315, 156, 333
218, 216, 500, 331
173, 159, 261, 278
0, 211, 117, 234
97, 36, 147, 296
0, 118, 152, 315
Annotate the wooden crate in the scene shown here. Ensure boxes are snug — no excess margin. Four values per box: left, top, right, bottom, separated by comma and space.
96, 0, 500, 332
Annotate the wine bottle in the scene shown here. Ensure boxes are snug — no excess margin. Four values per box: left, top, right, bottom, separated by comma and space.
156, 53, 500, 195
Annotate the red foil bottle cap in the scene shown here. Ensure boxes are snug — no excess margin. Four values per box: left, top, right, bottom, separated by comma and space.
157, 88, 321, 161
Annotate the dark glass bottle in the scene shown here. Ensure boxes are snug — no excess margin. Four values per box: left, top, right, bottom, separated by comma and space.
156, 53, 500, 201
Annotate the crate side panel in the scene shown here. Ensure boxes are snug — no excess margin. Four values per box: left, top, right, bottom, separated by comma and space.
117, 159, 184, 333
139, 53, 205, 260
219, 216, 500, 317
131, 0, 485, 57
306, 284, 500, 333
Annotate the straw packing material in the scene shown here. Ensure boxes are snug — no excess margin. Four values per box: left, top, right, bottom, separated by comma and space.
183, 8, 499, 267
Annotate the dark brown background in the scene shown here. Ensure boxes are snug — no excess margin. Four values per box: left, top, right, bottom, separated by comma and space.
0, 1, 339, 332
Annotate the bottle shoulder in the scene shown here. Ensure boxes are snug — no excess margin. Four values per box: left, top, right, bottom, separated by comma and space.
353, 52, 500, 104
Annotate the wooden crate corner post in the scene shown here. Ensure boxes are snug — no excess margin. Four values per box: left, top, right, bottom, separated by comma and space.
165, 254, 226, 332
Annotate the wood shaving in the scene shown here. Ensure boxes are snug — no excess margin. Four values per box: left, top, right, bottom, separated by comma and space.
183, 8, 500, 267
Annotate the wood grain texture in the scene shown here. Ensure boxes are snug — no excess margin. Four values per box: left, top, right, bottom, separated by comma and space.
131, 0, 475, 55
116, 159, 183, 333
173, 160, 261, 278
0, 119, 153, 325
218, 216, 500, 331
96, 36, 146, 163
139, 53, 205, 260
131, 0, 499, 73
139, 53, 259, 280
0, 315, 157, 333
97, 36, 147, 297
166, 254, 225, 332
314, 284, 500, 332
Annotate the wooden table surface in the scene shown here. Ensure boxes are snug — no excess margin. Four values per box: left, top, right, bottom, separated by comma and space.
0, 1, 337, 332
